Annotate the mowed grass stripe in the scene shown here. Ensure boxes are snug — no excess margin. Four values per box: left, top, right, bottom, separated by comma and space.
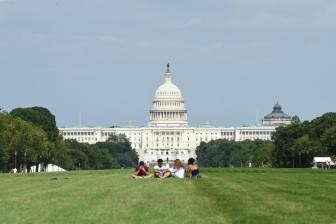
0, 171, 125, 224
0, 169, 336, 224
198, 169, 336, 224
0, 170, 226, 224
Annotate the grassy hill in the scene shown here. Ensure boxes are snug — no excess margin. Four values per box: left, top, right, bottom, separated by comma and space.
0, 168, 335, 224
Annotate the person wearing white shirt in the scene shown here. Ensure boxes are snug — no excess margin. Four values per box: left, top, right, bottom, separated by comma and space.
154, 159, 169, 178
163, 159, 185, 179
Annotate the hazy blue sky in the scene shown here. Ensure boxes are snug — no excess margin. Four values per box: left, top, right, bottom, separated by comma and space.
1, 0, 335, 127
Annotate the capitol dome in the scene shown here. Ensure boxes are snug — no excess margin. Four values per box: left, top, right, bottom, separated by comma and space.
154, 81, 183, 100
149, 64, 188, 127
154, 65, 183, 101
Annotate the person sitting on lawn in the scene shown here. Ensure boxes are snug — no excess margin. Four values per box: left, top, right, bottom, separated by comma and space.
163, 159, 185, 179
132, 161, 152, 179
154, 159, 169, 178
187, 158, 201, 179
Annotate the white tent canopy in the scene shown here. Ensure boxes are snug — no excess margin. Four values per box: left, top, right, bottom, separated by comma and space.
313, 157, 334, 164
30, 164, 66, 173
46, 164, 66, 172
313, 157, 334, 168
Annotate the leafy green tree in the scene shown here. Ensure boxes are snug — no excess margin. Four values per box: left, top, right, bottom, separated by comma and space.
272, 122, 308, 167
252, 141, 274, 167
2, 106, 138, 172
321, 126, 336, 156
291, 115, 301, 125
97, 134, 138, 168
10, 107, 59, 142
309, 113, 336, 139
0, 113, 49, 172
0, 113, 11, 171
273, 113, 336, 167
62, 134, 138, 170
9, 107, 71, 170
196, 139, 274, 168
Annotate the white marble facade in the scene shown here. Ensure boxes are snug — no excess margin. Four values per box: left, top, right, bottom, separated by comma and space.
60, 65, 290, 164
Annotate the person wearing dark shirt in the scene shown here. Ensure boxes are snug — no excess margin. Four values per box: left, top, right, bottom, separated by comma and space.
132, 161, 152, 179
187, 158, 201, 179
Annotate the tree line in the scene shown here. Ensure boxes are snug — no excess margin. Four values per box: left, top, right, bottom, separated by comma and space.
1, 106, 335, 170
0, 107, 138, 172
196, 113, 336, 168
196, 139, 274, 168
273, 113, 336, 167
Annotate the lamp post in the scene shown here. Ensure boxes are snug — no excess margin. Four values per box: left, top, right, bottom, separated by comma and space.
24, 151, 27, 173
37, 155, 41, 172
14, 150, 17, 170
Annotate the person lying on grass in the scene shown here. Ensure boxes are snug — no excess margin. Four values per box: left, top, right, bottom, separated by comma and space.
162, 159, 185, 179
154, 159, 169, 178
187, 158, 201, 179
132, 161, 152, 179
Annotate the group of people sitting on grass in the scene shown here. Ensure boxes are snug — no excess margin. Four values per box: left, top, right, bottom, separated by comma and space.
132, 158, 201, 179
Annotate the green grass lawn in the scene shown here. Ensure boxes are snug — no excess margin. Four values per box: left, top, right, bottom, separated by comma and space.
0, 168, 336, 224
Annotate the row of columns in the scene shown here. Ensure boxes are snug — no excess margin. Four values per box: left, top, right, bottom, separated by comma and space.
150, 111, 187, 121
155, 102, 183, 108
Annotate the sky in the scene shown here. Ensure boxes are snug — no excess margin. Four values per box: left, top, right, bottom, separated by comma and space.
0, 0, 335, 128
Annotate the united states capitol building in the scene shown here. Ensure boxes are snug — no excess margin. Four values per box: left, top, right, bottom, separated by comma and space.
59, 65, 292, 164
